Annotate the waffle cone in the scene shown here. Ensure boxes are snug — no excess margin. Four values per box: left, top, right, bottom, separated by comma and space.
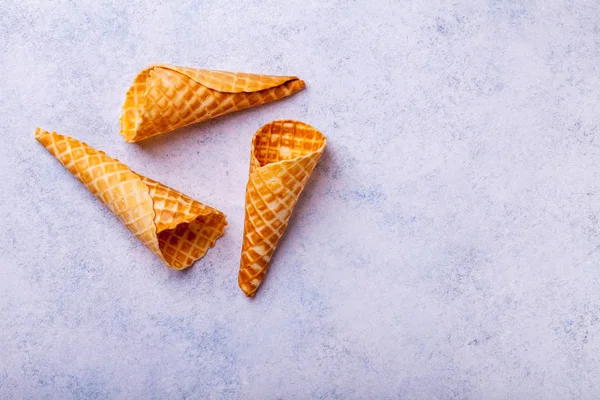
120, 65, 306, 142
238, 121, 327, 296
35, 128, 227, 270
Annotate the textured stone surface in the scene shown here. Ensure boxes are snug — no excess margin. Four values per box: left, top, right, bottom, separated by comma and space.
2, 0, 600, 398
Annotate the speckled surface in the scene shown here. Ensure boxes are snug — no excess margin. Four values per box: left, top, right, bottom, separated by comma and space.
2, 0, 600, 398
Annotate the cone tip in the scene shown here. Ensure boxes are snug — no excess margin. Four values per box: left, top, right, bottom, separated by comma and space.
239, 274, 258, 297
34, 127, 52, 143
34, 127, 44, 139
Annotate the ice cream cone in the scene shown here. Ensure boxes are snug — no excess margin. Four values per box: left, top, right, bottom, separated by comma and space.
238, 120, 327, 296
35, 128, 227, 270
120, 65, 306, 142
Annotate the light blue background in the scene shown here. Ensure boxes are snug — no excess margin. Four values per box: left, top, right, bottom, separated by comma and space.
2, 0, 600, 398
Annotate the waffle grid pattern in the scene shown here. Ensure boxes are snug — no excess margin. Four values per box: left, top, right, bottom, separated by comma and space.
239, 121, 327, 296
36, 129, 227, 270
120, 65, 306, 142
35, 129, 161, 256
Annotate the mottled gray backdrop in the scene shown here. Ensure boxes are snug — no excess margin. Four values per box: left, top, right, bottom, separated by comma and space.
2, 0, 600, 398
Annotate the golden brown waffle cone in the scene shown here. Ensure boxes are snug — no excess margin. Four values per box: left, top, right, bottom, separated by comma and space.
238, 120, 327, 296
120, 65, 306, 142
35, 128, 227, 270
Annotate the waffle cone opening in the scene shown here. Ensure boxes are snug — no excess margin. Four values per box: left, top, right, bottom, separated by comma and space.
157, 212, 227, 270
252, 120, 327, 167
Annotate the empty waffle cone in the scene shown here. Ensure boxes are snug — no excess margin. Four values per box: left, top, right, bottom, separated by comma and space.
35, 128, 227, 270
238, 120, 327, 296
120, 65, 306, 142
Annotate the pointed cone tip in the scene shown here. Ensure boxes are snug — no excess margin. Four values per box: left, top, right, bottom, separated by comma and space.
34, 127, 45, 140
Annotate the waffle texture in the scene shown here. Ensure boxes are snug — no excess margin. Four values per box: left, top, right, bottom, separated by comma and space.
238, 120, 327, 296
35, 128, 227, 270
120, 65, 306, 142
